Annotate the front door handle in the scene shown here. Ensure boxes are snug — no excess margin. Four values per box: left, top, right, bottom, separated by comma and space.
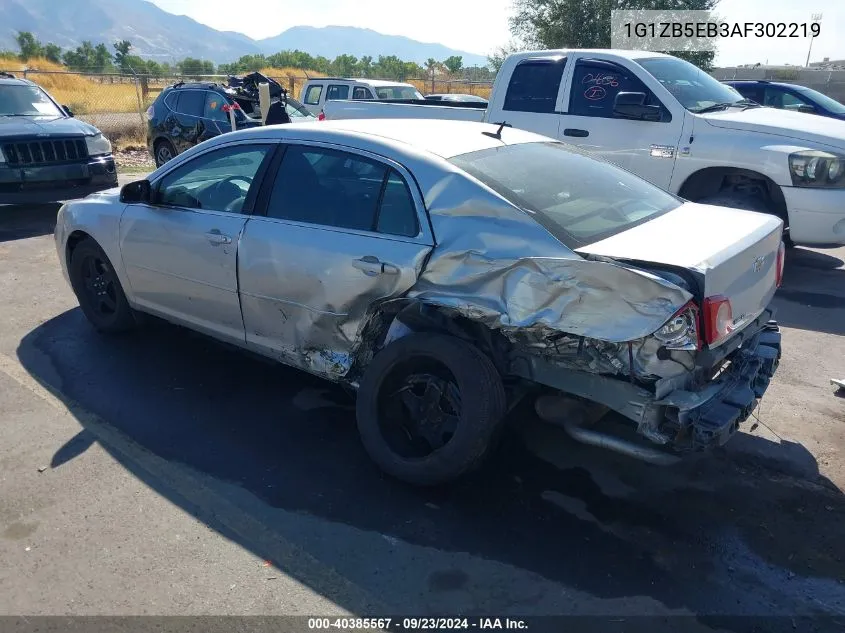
205, 230, 232, 246
563, 128, 589, 138
353, 256, 400, 276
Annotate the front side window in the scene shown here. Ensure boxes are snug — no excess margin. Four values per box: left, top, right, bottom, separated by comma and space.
0, 84, 63, 117
304, 84, 323, 106
569, 60, 662, 119
638, 56, 744, 112
793, 86, 845, 114
326, 85, 350, 101
266, 145, 418, 236
450, 142, 680, 247
203, 92, 229, 122
157, 144, 271, 213
503, 60, 566, 113
765, 88, 810, 110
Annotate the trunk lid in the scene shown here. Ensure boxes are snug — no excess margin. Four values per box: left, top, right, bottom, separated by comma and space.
576, 202, 783, 347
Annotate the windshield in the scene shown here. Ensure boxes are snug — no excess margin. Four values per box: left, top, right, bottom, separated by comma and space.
638, 57, 744, 113
794, 86, 845, 114
450, 142, 681, 247
285, 98, 316, 119
0, 84, 64, 117
374, 85, 424, 100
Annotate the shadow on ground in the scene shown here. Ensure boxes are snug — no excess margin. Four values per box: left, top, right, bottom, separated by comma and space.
0, 204, 61, 243
16, 310, 845, 628
774, 247, 845, 336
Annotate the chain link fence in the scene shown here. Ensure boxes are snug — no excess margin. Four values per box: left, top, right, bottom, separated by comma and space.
2, 68, 495, 145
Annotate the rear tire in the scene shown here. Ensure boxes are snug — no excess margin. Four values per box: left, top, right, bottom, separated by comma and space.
68, 238, 136, 333
154, 139, 176, 167
356, 332, 506, 486
697, 192, 794, 247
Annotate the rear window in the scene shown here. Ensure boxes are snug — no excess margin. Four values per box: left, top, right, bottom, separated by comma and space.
449, 142, 681, 247
304, 84, 323, 105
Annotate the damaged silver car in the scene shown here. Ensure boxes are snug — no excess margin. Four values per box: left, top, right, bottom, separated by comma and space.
55, 119, 784, 485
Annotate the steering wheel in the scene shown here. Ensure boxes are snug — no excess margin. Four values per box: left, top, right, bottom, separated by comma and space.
206, 175, 253, 210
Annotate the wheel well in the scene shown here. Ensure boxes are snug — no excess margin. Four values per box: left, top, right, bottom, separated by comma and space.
677, 167, 788, 224
65, 230, 92, 267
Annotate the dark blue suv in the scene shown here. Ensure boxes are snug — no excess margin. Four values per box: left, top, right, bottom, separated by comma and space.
146, 77, 315, 167
724, 80, 845, 120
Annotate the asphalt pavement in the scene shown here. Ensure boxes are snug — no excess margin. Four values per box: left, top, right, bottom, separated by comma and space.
1, 179, 844, 630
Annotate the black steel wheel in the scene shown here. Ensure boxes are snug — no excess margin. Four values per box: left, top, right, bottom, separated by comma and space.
356, 332, 506, 486
69, 238, 136, 333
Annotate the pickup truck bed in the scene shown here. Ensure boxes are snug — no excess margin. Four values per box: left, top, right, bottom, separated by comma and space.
324, 99, 486, 122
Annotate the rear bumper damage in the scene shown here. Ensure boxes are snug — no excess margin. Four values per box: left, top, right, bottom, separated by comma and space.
517, 308, 781, 461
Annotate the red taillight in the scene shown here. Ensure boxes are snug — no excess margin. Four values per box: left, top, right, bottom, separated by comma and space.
702, 295, 733, 346
318, 111, 326, 121
775, 241, 785, 288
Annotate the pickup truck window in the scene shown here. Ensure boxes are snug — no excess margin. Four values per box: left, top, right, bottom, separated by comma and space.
450, 142, 680, 247
327, 85, 350, 101
638, 57, 744, 113
353, 87, 372, 100
304, 85, 323, 106
503, 60, 566, 113
569, 60, 661, 119
374, 86, 424, 100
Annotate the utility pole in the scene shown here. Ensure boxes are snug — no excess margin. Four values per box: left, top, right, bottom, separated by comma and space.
806, 13, 823, 67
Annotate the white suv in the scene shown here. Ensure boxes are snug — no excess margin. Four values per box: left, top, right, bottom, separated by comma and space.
299, 78, 424, 115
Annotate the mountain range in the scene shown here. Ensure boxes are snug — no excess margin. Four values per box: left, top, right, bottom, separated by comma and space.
0, 0, 489, 67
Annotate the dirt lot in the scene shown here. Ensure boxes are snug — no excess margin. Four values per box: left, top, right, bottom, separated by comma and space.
0, 188, 843, 629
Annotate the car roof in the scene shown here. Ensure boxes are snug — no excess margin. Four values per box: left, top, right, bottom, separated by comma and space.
508, 48, 673, 62
306, 78, 415, 87
0, 76, 32, 86
726, 80, 796, 88
211, 118, 551, 160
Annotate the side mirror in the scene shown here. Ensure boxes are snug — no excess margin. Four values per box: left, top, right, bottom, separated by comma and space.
613, 91, 662, 121
797, 104, 817, 114
120, 179, 151, 204
62, 105, 74, 117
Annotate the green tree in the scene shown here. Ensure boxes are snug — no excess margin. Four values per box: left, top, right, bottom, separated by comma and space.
178, 57, 214, 75
113, 40, 132, 71
510, 0, 720, 70
442, 55, 463, 74
93, 43, 114, 72
359, 55, 373, 77
331, 54, 358, 77
43, 43, 62, 64
488, 41, 522, 72
15, 31, 43, 60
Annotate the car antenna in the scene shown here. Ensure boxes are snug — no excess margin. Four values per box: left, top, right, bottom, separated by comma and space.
482, 121, 510, 140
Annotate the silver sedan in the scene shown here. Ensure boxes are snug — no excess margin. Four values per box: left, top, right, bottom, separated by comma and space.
55, 119, 784, 485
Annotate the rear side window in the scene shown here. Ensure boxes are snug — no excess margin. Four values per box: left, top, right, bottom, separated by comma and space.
569, 60, 661, 119
353, 86, 372, 100
503, 60, 566, 113
203, 92, 229, 121
327, 84, 350, 101
450, 142, 680, 247
163, 91, 178, 110
732, 84, 763, 103
304, 84, 323, 105
176, 90, 205, 116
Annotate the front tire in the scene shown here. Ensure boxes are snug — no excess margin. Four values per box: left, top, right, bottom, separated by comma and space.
356, 333, 506, 486
68, 238, 136, 333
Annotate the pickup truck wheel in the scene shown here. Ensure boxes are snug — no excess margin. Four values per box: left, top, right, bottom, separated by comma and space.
356, 333, 506, 486
697, 192, 794, 247
154, 139, 176, 167
69, 238, 136, 333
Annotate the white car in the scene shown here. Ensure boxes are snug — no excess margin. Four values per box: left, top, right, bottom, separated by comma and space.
300, 78, 424, 115
55, 119, 783, 486
324, 49, 845, 247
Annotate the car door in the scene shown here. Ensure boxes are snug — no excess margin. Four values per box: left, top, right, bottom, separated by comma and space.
557, 57, 686, 190
168, 89, 206, 154
119, 141, 274, 343
238, 142, 435, 379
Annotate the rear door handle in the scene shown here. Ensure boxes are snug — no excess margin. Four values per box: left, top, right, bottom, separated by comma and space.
205, 230, 232, 246
563, 128, 589, 138
353, 256, 400, 276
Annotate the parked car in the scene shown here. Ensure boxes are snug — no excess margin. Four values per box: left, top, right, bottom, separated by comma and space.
724, 80, 845, 120
299, 78, 424, 115
55, 118, 783, 486
425, 93, 489, 104
324, 50, 845, 248
0, 72, 116, 205
147, 74, 315, 167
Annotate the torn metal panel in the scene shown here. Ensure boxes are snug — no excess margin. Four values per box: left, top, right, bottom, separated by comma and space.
408, 252, 692, 344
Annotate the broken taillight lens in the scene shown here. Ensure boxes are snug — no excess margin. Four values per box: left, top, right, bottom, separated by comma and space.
654, 301, 700, 351
702, 295, 733, 346
145, 105, 155, 120
775, 241, 786, 288
318, 111, 326, 121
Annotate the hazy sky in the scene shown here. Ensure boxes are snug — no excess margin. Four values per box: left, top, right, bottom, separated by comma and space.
149, 0, 845, 67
